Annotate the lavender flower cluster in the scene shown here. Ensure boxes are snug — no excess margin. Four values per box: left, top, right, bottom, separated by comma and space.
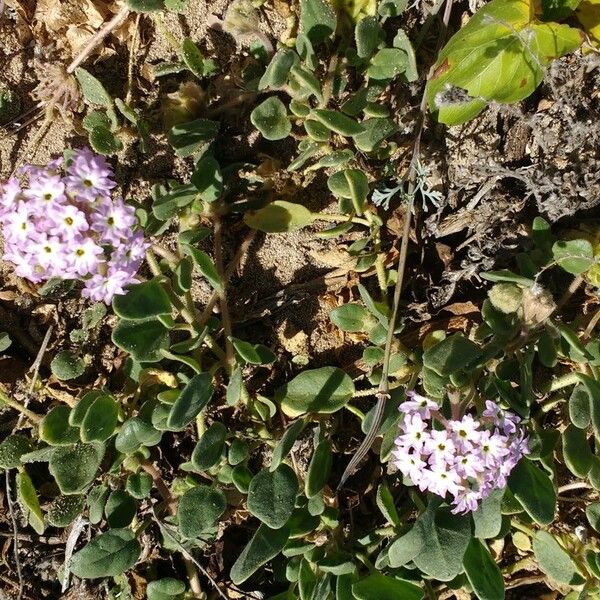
0, 148, 147, 304
393, 392, 529, 514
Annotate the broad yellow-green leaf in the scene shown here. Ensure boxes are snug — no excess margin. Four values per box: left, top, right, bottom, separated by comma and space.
427, 0, 584, 125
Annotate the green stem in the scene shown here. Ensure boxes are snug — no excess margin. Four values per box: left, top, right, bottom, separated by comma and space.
550, 371, 580, 391
344, 404, 366, 421
314, 213, 370, 226
0, 390, 41, 424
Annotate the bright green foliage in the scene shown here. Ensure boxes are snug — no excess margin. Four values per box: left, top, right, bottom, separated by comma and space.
16, 469, 45, 534
552, 239, 595, 274
115, 417, 162, 454
305, 439, 332, 497
423, 333, 481, 376
244, 201, 315, 233
0, 435, 32, 469
276, 367, 355, 416
426, 0, 583, 125
70, 529, 141, 579
105, 490, 137, 527
75, 68, 112, 106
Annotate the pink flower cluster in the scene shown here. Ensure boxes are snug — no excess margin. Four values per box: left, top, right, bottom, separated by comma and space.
393, 392, 529, 514
0, 149, 148, 304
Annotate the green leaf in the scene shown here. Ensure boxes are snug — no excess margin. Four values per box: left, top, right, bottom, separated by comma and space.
89, 126, 123, 155
367, 48, 408, 80
0, 435, 32, 469
312, 109, 365, 137
51, 350, 85, 380
228, 439, 248, 466
586, 502, 600, 531
352, 574, 423, 600
305, 119, 331, 141
115, 417, 162, 454
173, 258, 193, 295
244, 200, 315, 233
562, 424, 593, 477
508, 458, 556, 525
376, 484, 401, 527
305, 439, 332, 497
463, 538, 504, 600
147, 579, 186, 600
412, 505, 472, 581
248, 464, 298, 528
16, 469, 44, 534
481, 270, 535, 286
379, 0, 408, 16
167, 373, 214, 430
191, 422, 227, 471
327, 169, 369, 214
168, 118, 219, 157
423, 333, 481, 376
87, 484, 110, 525
271, 419, 306, 471
81, 394, 119, 443
74, 68, 112, 106
353, 118, 399, 152
537, 329, 558, 368
191, 156, 223, 202
299, 0, 337, 45
0, 331, 11, 352
276, 367, 355, 417
178, 485, 227, 538
541, 0, 582, 21
164, 0, 187, 11
330, 303, 377, 332
47, 494, 85, 527
393, 30, 418, 82
180, 38, 208, 78
426, 0, 584, 125
231, 337, 276, 364
105, 490, 137, 528
388, 526, 424, 567
152, 183, 198, 220
113, 279, 172, 320
125, 0, 165, 11
49, 442, 104, 494
472, 489, 504, 539
259, 49, 298, 89
40, 405, 80, 445
290, 65, 323, 100
533, 531, 584, 585
183, 246, 221, 289
230, 523, 290, 585
251, 97, 292, 141
126, 472, 153, 499
355, 16, 382, 58
112, 318, 170, 363
70, 529, 141, 579
552, 239, 595, 275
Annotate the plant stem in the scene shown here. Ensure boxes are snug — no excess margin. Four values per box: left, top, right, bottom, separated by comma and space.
0, 389, 41, 424
344, 404, 366, 421
213, 217, 235, 372
337, 0, 456, 490
550, 371, 580, 391
314, 212, 370, 226
140, 460, 203, 597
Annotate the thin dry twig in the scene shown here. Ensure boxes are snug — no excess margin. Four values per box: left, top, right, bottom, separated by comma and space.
338, 0, 455, 489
